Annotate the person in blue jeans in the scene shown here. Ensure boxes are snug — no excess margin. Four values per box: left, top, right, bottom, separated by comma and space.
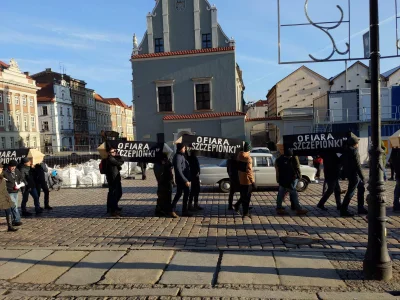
0, 164, 18, 232
18, 158, 42, 216
3, 160, 23, 226
392, 147, 400, 212
275, 149, 308, 216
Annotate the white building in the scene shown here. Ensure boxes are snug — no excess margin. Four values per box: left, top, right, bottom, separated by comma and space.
37, 77, 74, 152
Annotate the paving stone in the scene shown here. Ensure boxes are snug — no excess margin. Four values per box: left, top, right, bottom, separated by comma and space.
12, 250, 88, 284
218, 251, 279, 285
58, 288, 179, 297
159, 251, 219, 285
0, 250, 29, 267
181, 288, 318, 299
274, 252, 345, 287
55, 251, 125, 285
0, 249, 53, 280
0, 290, 5, 296
101, 250, 174, 284
318, 292, 397, 300
5, 290, 60, 297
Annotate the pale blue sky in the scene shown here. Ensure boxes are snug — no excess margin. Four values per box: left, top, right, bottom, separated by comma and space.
2, 0, 400, 105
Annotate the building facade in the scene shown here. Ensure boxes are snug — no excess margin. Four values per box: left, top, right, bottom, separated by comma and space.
0, 59, 41, 149
86, 88, 97, 148
94, 93, 112, 144
37, 77, 74, 152
131, 0, 245, 143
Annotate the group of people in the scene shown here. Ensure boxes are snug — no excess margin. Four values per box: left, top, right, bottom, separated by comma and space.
1, 158, 63, 232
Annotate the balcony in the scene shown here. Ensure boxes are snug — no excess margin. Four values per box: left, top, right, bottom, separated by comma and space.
314, 106, 400, 124
281, 107, 313, 118
60, 129, 74, 134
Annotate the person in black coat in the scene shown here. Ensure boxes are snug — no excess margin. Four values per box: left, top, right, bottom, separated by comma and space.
34, 162, 51, 210
172, 143, 192, 216
3, 160, 23, 226
187, 150, 203, 212
154, 153, 178, 218
317, 152, 342, 211
105, 146, 124, 217
18, 158, 42, 216
227, 154, 240, 210
391, 147, 400, 212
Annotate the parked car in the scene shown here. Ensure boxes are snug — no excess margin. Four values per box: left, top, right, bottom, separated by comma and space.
298, 156, 313, 166
200, 153, 317, 193
251, 147, 270, 154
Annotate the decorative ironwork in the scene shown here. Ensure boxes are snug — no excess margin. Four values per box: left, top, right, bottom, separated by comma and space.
304, 0, 349, 61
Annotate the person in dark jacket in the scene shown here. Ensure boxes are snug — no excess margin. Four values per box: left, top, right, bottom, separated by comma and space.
317, 153, 342, 211
227, 154, 240, 210
187, 150, 203, 212
392, 148, 400, 212
34, 162, 51, 210
341, 136, 367, 217
172, 143, 192, 217
389, 148, 396, 181
18, 158, 42, 216
3, 160, 23, 226
275, 149, 308, 216
154, 153, 178, 218
105, 146, 124, 217
139, 162, 147, 180
313, 155, 322, 179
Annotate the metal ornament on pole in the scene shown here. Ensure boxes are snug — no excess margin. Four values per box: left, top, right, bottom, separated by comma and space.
276, 0, 399, 281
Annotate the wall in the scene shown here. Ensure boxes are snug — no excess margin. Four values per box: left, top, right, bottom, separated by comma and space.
330, 62, 371, 91
388, 69, 400, 87
133, 51, 236, 140
328, 90, 359, 123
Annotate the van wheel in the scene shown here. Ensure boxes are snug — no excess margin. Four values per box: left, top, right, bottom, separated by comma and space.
219, 179, 231, 193
296, 178, 309, 192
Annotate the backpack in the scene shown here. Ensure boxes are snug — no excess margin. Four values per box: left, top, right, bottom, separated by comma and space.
99, 159, 107, 174
277, 156, 295, 188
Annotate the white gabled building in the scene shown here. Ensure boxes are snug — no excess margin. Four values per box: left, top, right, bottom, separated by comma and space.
37, 77, 74, 152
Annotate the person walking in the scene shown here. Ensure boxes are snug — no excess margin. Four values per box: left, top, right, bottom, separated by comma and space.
235, 142, 256, 218
313, 155, 323, 179
188, 150, 203, 212
392, 147, 400, 212
19, 158, 42, 216
34, 162, 51, 210
381, 141, 387, 181
389, 147, 396, 181
340, 136, 367, 217
0, 164, 18, 232
139, 162, 147, 180
227, 154, 240, 210
275, 149, 308, 216
317, 152, 342, 211
3, 160, 24, 226
105, 146, 124, 217
154, 153, 178, 218
172, 143, 192, 217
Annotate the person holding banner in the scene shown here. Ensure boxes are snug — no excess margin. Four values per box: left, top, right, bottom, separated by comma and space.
172, 143, 192, 217
0, 164, 18, 232
105, 146, 124, 217
187, 150, 203, 212
235, 142, 256, 218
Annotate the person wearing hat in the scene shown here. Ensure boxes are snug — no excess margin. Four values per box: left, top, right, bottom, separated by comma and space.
235, 142, 256, 218
275, 149, 308, 216
0, 163, 18, 232
172, 143, 192, 217
105, 145, 124, 217
3, 160, 23, 226
340, 135, 367, 217
34, 162, 51, 210
18, 157, 42, 216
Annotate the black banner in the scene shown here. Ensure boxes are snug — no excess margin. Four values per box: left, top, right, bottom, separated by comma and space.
0, 149, 29, 165
283, 132, 349, 156
181, 135, 244, 159
107, 140, 163, 162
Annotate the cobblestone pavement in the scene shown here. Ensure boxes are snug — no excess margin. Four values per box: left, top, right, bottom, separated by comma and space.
0, 171, 399, 251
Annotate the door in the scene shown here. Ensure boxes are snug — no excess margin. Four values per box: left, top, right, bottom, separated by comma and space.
253, 156, 277, 186
329, 96, 343, 122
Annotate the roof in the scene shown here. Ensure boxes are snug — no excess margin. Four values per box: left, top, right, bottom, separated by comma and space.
163, 111, 246, 121
0, 61, 9, 69
277, 65, 329, 86
245, 116, 281, 122
103, 97, 129, 108
132, 47, 234, 60
255, 100, 268, 107
382, 65, 400, 78
36, 83, 55, 102
329, 61, 368, 81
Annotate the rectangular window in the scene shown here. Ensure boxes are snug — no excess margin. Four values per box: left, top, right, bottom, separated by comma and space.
69, 122, 71, 129
202, 33, 212, 49
15, 115, 20, 130
42, 106, 48, 116
10, 137, 14, 148
29, 97, 34, 107
195, 83, 211, 110
7, 95, 10, 104
14, 96, 19, 105
67, 108, 70, 116
33, 137, 36, 148
1, 137, 5, 149
24, 116, 28, 131
31, 116, 35, 128
60, 106, 63, 116
22, 96, 27, 106
0, 94, 2, 103
158, 86, 173, 112
61, 123, 64, 130
155, 38, 164, 53
0, 113, 4, 127
8, 114, 12, 128
42, 121, 49, 131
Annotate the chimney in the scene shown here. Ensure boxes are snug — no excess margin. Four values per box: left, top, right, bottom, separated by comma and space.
24, 72, 30, 76
45, 68, 52, 72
